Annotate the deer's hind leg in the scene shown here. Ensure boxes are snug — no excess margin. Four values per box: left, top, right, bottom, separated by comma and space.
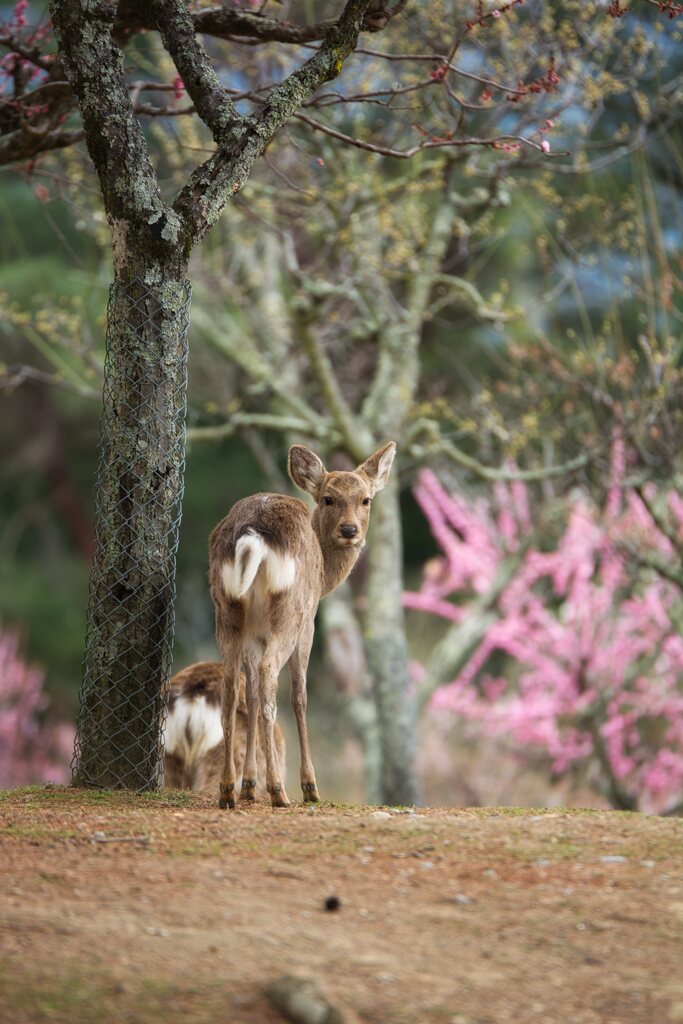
258, 650, 291, 808
240, 654, 259, 801
218, 644, 242, 810
288, 618, 320, 803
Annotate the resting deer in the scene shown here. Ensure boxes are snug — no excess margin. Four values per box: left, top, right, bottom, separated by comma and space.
209, 441, 396, 808
163, 661, 285, 794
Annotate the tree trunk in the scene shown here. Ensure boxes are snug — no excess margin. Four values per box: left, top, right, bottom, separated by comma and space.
363, 475, 419, 805
320, 584, 382, 803
73, 271, 190, 789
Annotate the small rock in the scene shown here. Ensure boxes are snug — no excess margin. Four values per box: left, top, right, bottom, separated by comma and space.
600, 855, 627, 864
324, 896, 341, 912
453, 894, 471, 905
92, 831, 106, 841
265, 975, 352, 1024
419, 860, 434, 870
482, 868, 497, 878
640, 860, 655, 868
145, 926, 169, 937
370, 811, 391, 820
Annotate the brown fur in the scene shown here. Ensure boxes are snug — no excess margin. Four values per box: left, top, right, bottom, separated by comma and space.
163, 661, 285, 795
208, 442, 396, 809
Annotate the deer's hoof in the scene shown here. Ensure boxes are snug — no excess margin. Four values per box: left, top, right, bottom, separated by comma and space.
240, 778, 257, 801
218, 783, 236, 810
301, 782, 320, 803
268, 783, 291, 809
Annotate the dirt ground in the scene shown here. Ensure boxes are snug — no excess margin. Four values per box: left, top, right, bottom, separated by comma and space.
0, 786, 681, 1024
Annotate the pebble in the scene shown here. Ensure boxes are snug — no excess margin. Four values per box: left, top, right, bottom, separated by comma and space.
92, 831, 106, 841
600, 855, 627, 864
370, 811, 392, 820
453, 894, 471, 905
265, 975, 351, 1024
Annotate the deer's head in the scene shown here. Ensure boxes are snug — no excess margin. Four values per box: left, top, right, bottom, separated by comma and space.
288, 442, 396, 549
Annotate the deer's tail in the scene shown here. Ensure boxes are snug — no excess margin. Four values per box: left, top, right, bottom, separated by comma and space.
221, 529, 296, 599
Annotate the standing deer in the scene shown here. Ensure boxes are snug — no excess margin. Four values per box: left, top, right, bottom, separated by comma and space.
209, 441, 396, 808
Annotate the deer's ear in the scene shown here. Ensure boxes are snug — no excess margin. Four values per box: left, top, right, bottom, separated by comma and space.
356, 441, 396, 494
288, 445, 327, 496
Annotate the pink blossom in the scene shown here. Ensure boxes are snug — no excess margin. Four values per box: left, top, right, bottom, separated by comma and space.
0, 626, 73, 786
406, 451, 683, 813
541, 139, 550, 154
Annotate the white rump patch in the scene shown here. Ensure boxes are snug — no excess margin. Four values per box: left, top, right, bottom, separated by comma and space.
221, 529, 296, 599
263, 549, 297, 594
164, 695, 223, 763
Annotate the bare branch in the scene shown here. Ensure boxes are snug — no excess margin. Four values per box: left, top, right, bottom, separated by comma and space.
0, 124, 84, 163
409, 419, 591, 482
188, 412, 334, 444
297, 318, 371, 462
292, 111, 552, 159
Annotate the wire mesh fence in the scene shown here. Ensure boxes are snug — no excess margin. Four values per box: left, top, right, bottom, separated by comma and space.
72, 276, 191, 790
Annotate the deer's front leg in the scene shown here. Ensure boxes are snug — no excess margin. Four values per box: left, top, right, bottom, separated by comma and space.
218, 650, 241, 809
289, 621, 320, 803
259, 652, 290, 808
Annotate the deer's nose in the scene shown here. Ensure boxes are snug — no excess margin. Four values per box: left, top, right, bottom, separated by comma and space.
340, 523, 358, 538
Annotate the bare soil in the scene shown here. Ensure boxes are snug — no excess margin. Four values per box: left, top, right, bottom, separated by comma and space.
1, 786, 681, 1024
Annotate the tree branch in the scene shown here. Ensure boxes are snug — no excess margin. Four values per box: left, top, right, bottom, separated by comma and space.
172, 0, 380, 250
48, 0, 181, 253
149, 0, 242, 144
187, 412, 334, 444
409, 420, 591, 483
0, 124, 84, 163
119, 0, 405, 45
297, 317, 371, 462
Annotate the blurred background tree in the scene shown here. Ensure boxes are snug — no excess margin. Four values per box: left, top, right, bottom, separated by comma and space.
1, 0, 681, 804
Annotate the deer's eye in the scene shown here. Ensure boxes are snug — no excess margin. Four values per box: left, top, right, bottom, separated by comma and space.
323, 496, 334, 506
362, 497, 371, 507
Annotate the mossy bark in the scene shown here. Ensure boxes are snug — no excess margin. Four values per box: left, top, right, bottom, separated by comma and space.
74, 271, 190, 789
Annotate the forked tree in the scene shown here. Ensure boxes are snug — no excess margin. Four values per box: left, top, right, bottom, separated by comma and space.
19, 0, 402, 789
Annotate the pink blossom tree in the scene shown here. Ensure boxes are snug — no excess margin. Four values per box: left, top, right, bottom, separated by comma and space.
0, 626, 72, 787
406, 453, 683, 813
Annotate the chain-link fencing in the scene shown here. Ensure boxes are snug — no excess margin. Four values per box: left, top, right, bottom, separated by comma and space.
71, 276, 191, 790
